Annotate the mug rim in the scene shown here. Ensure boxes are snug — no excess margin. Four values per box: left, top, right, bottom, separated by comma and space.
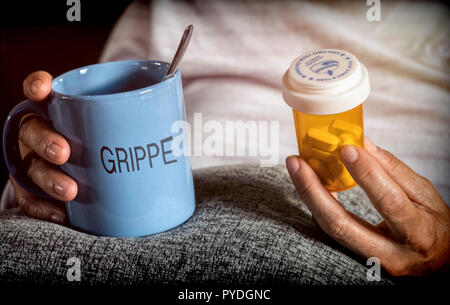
51, 59, 178, 100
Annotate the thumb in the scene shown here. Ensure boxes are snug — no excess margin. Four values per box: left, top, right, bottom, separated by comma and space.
23, 71, 53, 102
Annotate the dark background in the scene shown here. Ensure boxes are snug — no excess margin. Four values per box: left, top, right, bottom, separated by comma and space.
0, 0, 132, 188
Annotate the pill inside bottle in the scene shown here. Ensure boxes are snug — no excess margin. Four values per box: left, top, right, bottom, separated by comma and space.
282, 49, 370, 192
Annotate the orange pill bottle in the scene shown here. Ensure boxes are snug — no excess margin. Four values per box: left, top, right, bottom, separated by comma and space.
282, 49, 370, 192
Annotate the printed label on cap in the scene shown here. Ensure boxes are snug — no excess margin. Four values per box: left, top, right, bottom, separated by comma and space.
293, 49, 357, 86
283, 48, 370, 114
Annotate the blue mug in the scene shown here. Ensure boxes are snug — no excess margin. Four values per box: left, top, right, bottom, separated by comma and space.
3, 60, 196, 237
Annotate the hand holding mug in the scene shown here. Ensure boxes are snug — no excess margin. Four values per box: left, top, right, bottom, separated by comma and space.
4, 61, 196, 237
11, 71, 77, 224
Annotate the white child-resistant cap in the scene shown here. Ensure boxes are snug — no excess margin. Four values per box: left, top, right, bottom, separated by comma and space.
282, 49, 370, 115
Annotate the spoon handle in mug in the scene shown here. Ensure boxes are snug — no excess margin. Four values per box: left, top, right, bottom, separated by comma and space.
164, 25, 194, 79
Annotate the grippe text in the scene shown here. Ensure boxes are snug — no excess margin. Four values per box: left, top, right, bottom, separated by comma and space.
100, 136, 177, 174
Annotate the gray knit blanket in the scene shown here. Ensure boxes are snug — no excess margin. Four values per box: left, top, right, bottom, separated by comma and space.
0, 165, 393, 285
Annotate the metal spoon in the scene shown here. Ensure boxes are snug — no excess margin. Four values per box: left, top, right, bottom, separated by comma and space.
161, 24, 193, 81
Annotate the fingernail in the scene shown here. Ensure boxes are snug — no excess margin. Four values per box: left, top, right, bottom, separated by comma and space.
31, 79, 42, 95
46, 143, 62, 160
364, 136, 377, 152
286, 155, 300, 176
340, 145, 359, 164
50, 214, 65, 224
54, 179, 71, 197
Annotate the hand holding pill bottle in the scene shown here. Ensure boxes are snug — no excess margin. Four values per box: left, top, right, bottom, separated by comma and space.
282, 49, 370, 192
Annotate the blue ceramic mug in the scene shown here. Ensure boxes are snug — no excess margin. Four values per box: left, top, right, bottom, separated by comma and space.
3, 60, 196, 237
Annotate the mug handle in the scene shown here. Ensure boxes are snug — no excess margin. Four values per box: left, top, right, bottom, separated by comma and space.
2, 99, 53, 200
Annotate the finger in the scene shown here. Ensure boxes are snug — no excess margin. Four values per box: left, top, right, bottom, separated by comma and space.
26, 154, 77, 202
23, 71, 52, 102
18, 138, 32, 160
285, 155, 395, 258
10, 176, 68, 224
340, 145, 420, 240
19, 117, 70, 165
331, 192, 338, 200
364, 137, 444, 208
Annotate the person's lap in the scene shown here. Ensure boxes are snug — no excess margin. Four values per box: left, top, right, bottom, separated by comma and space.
0, 165, 393, 285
